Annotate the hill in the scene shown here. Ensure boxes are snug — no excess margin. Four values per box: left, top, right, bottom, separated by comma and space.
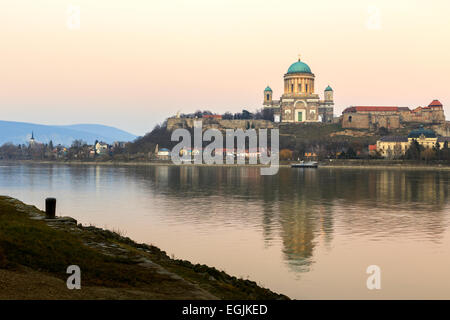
127, 120, 445, 160
0, 120, 137, 146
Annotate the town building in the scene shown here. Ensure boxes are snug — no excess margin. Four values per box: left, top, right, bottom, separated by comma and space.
342, 100, 446, 130
368, 144, 378, 156
376, 127, 450, 157
157, 148, 170, 160
95, 142, 109, 155
263, 55, 334, 123
113, 141, 128, 149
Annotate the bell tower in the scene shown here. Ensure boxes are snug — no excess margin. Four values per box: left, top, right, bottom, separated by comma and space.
264, 86, 273, 105
324, 85, 333, 101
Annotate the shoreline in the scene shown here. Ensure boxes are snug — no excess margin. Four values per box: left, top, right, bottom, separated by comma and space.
2, 159, 450, 171
0, 196, 288, 300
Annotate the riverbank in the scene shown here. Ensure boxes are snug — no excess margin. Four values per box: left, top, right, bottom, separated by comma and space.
7, 159, 278, 167
0, 196, 288, 300
4, 159, 450, 170
320, 159, 450, 170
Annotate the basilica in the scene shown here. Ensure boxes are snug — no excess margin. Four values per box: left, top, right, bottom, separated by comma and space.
263, 56, 334, 123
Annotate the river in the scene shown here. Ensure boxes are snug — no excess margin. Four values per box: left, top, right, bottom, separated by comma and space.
1, 163, 450, 299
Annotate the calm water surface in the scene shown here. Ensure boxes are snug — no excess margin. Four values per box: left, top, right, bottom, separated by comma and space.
1, 163, 450, 299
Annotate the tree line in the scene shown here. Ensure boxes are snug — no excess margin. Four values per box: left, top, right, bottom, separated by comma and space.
178, 108, 274, 121
0, 139, 128, 161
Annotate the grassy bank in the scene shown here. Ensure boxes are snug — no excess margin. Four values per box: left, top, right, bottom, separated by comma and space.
0, 196, 288, 300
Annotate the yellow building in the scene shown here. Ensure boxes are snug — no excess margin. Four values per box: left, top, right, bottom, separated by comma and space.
377, 127, 450, 157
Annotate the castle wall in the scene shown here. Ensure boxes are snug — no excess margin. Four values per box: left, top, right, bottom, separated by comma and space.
432, 122, 450, 137
167, 118, 275, 131
342, 114, 369, 129
342, 108, 445, 130
400, 109, 445, 124
375, 115, 400, 129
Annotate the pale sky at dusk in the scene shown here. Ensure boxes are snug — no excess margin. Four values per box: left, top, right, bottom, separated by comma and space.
1, 0, 450, 135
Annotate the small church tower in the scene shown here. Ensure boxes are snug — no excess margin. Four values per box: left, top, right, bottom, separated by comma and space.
29, 131, 36, 146
324, 85, 333, 102
264, 86, 273, 105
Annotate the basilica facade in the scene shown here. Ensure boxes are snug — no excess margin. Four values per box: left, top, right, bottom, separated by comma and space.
263, 56, 334, 123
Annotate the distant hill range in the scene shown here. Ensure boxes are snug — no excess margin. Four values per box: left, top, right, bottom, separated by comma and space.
0, 120, 137, 146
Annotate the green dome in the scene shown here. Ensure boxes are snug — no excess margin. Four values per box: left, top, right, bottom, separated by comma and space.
408, 127, 436, 139
264, 86, 272, 92
287, 60, 312, 74
325, 85, 333, 92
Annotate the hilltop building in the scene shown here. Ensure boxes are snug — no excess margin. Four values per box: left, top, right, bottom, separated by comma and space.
167, 56, 446, 133
263, 55, 334, 123
376, 127, 450, 157
342, 100, 446, 130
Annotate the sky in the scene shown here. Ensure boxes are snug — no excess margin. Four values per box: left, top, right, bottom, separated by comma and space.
1, 0, 450, 136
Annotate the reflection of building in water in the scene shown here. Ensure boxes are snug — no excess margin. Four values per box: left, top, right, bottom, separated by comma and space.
275, 168, 449, 272
276, 169, 335, 272
317, 205, 335, 246
278, 200, 316, 271
154, 165, 169, 188
122, 166, 450, 273
337, 170, 449, 238
373, 170, 449, 206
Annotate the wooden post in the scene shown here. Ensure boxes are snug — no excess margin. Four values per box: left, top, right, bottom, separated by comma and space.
45, 198, 56, 219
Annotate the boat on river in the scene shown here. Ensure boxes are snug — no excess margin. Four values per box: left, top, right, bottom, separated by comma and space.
291, 161, 318, 168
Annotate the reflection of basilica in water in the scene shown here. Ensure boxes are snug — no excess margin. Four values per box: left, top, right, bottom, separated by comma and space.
126, 166, 450, 273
